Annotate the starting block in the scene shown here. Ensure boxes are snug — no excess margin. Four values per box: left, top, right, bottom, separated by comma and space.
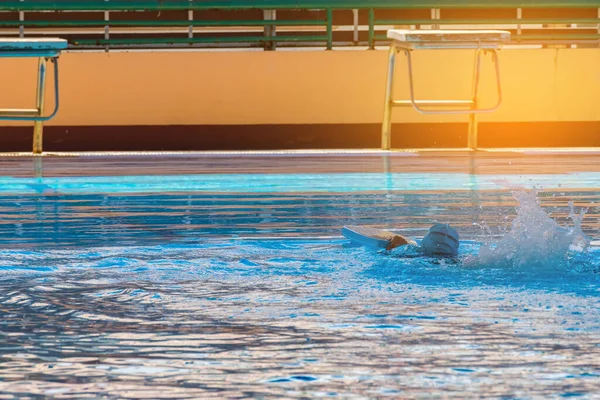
0, 38, 68, 154
381, 29, 510, 150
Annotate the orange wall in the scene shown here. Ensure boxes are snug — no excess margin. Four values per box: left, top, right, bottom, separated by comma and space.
0, 48, 598, 127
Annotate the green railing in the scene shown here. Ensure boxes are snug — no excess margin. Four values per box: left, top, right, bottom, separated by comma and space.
0, 0, 598, 50
1, 1, 600, 10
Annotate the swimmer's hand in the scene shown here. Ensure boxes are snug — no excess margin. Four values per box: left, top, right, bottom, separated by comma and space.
342, 225, 416, 251
386, 234, 413, 250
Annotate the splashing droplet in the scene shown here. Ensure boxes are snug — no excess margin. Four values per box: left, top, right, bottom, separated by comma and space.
465, 189, 589, 270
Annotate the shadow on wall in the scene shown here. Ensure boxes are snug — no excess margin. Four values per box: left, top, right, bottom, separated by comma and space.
1, 122, 599, 151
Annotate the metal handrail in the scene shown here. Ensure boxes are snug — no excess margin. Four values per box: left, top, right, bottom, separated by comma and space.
1, 0, 598, 50
0, 58, 60, 122
0, 20, 328, 27
0, 18, 597, 28
0, 1, 599, 11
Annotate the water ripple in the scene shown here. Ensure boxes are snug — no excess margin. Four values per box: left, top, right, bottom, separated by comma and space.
0, 237, 598, 398
0, 162, 599, 397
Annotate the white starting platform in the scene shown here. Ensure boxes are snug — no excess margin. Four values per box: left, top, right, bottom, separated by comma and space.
381, 29, 510, 150
0, 38, 68, 154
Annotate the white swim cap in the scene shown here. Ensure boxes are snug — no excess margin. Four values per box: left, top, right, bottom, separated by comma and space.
420, 223, 459, 257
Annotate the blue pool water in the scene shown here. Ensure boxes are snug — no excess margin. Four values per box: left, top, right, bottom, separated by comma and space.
0, 154, 599, 398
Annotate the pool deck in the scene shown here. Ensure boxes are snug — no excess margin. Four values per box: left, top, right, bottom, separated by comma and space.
1, 148, 600, 177
3, 147, 600, 155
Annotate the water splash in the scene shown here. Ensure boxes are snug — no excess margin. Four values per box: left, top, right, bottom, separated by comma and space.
466, 190, 590, 270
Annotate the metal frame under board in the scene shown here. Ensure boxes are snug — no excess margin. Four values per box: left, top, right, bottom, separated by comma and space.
381, 29, 511, 150
0, 38, 67, 154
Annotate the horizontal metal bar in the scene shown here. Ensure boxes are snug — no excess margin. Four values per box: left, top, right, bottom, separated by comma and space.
392, 100, 474, 107
514, 33, 600, 39
0, 18, 600, 28
0, 109, 40, 117
0, 0, 599, 12
376, 18, 600, 25
73, 35, 329, 46
0, 20, 328, 28
67, 40, 599, 49
0, 18, 595, 29
375, 33, 600, 41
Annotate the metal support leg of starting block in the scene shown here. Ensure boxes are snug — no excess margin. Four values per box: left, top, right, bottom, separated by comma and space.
33, 57, 48, 154
468, 50, 482, 150
381, 35, 506, 151
381, 46, 397, 151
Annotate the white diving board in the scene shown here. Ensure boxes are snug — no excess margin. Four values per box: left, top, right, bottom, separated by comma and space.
0, 38, 68, 154
387, 29, 510, 49
381, 29, 511, 150
0, 38, 67, 56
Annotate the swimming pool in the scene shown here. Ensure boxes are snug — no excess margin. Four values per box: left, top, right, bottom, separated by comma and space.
0, 152, 599, 398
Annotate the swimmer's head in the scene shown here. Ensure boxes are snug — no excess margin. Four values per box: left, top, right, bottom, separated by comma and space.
420, 223, 459, 257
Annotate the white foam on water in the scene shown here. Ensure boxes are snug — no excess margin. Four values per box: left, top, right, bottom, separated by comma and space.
465, 189, 590, 270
